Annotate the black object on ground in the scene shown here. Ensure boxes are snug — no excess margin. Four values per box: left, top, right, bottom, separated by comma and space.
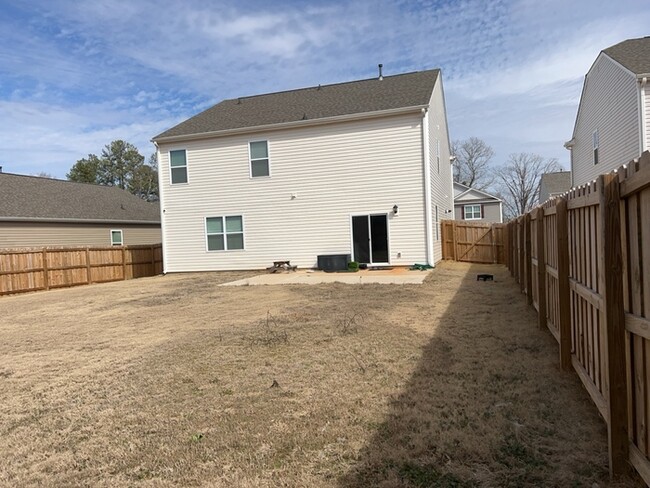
317, 254, 351, 272
477, 274, 494, 281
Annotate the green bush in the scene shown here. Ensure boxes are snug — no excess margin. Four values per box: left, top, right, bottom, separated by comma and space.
347, 261, 360, 272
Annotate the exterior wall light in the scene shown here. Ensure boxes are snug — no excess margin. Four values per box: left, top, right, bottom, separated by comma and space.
393, 204, 399, 215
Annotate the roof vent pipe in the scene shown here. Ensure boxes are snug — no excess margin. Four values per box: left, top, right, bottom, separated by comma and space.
378, 64, 383, 80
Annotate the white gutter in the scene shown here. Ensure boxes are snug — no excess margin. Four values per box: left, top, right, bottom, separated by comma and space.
0, 217, 160, 224
152, 105, 429, 144
421, 108, 434, 266
640, 77, 647, 153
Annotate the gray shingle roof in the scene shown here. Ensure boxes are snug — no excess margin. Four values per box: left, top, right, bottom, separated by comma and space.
0, 173, 160, 223
154, 69, 439, 140
603, 37, 650, 75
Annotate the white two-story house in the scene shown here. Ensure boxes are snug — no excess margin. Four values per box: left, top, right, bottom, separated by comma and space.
565, 37, 650, 186
152, 68, 453, 272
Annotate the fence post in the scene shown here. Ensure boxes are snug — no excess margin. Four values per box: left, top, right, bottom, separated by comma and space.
525, 213, 533, 305
41, 248, 49, 291
501, 224, 510, 268
150, 244, 155, 274
536, 207, 547, 330
509, 222, 515, 276
556, 197, 571, 371
452, 221, 458, 261
598, 173, 629, 478
122, 247, 127, 280
518, 217, 525, 290
85, 247, 91, 284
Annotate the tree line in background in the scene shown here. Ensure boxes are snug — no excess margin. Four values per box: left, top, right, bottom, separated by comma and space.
452, 137, 562, 220
67, 140, 159, 201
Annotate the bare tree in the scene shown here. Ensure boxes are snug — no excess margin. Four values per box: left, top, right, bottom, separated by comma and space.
496, 153, 562, 219
452, 137, 495, 190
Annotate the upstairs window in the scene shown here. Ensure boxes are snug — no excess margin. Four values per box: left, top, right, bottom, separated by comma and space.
206, 216, 244, 251
110, 229, 123, 246
463, 204, 482, 220
593, 130, 599, 165
170, 150, 188, 184
249, 141, 270, 177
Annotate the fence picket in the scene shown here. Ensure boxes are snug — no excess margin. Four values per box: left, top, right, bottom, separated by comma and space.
0, 244, 163, 296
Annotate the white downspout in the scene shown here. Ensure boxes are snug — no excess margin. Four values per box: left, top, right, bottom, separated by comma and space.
421, 108, 434, 266
640, 77, 648, 153
153, 141, 168, 274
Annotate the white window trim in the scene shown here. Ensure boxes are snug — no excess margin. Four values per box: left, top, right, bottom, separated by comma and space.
436, 139, 441, 174
169, 149, 189, 185
464, 204, 482, 220
205, 215, 246, 252
248, 140, 271, 178
110, 229, 123, 246
592, 130, 599, 165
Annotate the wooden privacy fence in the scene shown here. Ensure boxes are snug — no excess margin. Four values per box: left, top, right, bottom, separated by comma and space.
441, 220, 506, 264
0, 244, 163, 296
507, 151, 650, 482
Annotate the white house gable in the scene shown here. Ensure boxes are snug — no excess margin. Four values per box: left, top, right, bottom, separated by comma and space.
154, 70, 452, 272
568, 41, 648, 187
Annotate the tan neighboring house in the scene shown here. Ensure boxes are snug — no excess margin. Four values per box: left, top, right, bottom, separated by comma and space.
152, 68, 454, 272
565, 37, 650, 186
453, 182, 502, 223
538, 171, 572, 203
0, 172, 161, 249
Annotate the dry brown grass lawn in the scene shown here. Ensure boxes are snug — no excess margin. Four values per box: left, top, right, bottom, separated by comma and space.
0, 262, 642, 487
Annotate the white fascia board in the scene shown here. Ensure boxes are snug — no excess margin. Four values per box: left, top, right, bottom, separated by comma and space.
152, 105, 428, 144
0, 217, 160, 225
454, 198, 501, 205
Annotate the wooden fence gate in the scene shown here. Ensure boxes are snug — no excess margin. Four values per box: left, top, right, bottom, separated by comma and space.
441, 220, 506, 264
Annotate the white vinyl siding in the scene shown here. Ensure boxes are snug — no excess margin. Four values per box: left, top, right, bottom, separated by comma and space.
426, 77, 453, 264
571, 54, 640, 186
158, 114, 427, 271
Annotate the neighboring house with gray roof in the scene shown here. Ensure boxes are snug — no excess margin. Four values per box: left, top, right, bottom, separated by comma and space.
0, 172, 161, 248
538, 171, 572, 203
453, 182, 502, 223
565, 37, 650, 186
152, 68, 453, 272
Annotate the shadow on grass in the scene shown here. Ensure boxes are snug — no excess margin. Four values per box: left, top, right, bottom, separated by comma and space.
337, 263, 617, 488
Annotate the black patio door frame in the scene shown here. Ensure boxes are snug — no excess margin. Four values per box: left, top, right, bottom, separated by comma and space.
351, 213, 390, 264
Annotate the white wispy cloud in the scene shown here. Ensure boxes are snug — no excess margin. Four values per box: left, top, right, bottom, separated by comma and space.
1, 0, 650, 175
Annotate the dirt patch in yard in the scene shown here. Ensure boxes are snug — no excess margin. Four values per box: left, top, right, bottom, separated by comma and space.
0, 263, 641, 487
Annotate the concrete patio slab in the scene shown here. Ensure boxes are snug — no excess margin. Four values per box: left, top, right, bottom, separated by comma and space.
219, 268, 432, 286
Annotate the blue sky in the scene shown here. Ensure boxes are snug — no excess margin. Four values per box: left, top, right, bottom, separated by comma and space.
2, 0, 650, 177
